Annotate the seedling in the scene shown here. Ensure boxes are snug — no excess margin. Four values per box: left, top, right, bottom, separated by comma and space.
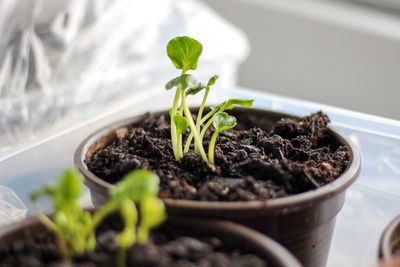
30, 168, 165, 267
166, 36, 254, 164
208, 112, 237, 164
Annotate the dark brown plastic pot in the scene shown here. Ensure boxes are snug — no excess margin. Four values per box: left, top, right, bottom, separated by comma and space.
0, 213, 301, 267
378, 215, 400, 266
75, 108, 361, 267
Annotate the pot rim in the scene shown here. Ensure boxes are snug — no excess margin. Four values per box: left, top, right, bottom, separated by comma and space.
74, 108, 361, 212
379, 215, 400, 260
0, 212, 302, 267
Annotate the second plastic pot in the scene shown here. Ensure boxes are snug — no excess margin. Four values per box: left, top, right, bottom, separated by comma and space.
0, 212, 301, 267
378, 215, 400, 266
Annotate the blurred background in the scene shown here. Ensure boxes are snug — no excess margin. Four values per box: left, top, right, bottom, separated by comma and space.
203, 0, 400, 121
1, 0, 399, 153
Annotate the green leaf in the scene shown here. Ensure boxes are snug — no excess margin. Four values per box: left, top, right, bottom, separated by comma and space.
213, 112, 237, 132
207, 75, 219, 87
185, 82, 206, 96
173, 114, 188, 134
80, 211, 92, 226
213, 98, 254, 110
54, 211, 68, 228
140, 196, 165, 229
166, 76, 180, 90
58, 168, 83, 201
137, 195, 166, 243
166, 74, 203, 91
110, 170, 160, 203
226, 99, 254, 108
180, 74, 202, 90
167, 36, 203, 73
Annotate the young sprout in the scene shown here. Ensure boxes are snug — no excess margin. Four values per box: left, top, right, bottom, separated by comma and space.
208, 112, 237, 164
166, 37, 208, 162
166, 36, 254, 165
31, 168, 165, 267
30, 168, 94, 259
166, 36, 207, 161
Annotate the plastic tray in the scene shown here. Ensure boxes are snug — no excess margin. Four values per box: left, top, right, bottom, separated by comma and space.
1, 87, 399, 267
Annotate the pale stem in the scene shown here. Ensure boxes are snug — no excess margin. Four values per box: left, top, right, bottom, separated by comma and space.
208, 130, 220, 164
171, 88, 181, 160
183, 134, 193, 153
181, 90, 209, 163
194, 86, 210, 153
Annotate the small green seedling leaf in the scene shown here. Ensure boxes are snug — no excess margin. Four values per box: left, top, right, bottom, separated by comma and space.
185, 82, 206, 96
110, 170, 159, 203
140, 196, 165, 229
227, 99, 254, 108
207, 75, 219, 87
214, 99, 254, 110
173, 114, 189, 134
166, 76, 180, 90
58, 168, 83, 201
167, 36, 203, 73
54, 211, 68, 228
213, 112, 237, 132
166, 74, 203, 91
137, 195, 166, 244
80, 211, 92, 226
178, 74, 200, 89
186, 75, 217, 96
208, 113, 237, 165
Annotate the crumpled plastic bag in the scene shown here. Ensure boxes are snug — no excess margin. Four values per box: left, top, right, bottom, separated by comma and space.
0, 0, 249, 152
0, 186, 27, 226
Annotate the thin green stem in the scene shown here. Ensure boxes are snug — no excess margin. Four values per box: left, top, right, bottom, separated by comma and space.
184, 88, 215, 153
199, 105, 229, 143
200, 107, 218, 125
194, 86, 210, 153
117, 248, 127, 267
171, 88, 181, 160
181, 90, 209, 163
32, 202, 69, 259
200, 105, 228, 125
89, 200, 120, 235
137, 226, 149, 244
179, 101, 185, 115
197, 86, 210, 127
200, 116, 214, 141
177, 133, 183, 159
208, 131, 219, 164
183, 134, 193, 153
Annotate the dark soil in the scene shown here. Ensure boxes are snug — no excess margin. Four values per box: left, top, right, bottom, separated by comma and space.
87, 110, 350, 201
393, 243, 400, 255
0, 216, 266, 267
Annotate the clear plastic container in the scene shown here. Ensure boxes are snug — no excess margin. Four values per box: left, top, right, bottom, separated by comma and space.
1, 87, 399, 267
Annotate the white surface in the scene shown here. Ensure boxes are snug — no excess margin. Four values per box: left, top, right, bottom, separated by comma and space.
0, 87, 399, 266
